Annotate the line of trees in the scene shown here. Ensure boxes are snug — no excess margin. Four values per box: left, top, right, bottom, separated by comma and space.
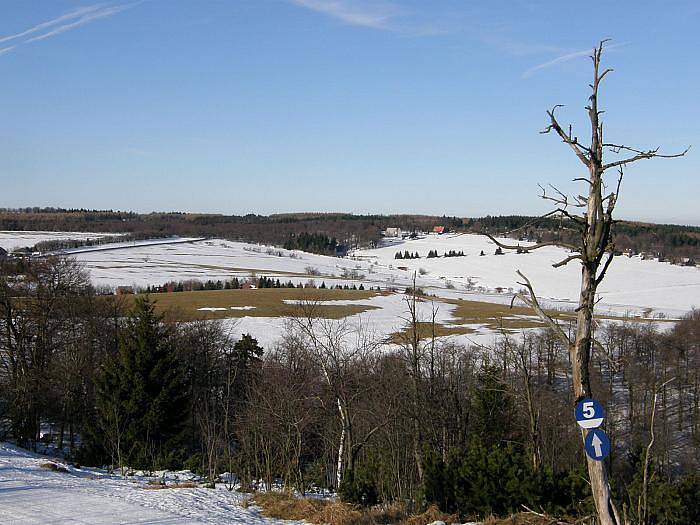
395, 251, 420, 260
1, 256, 698, 522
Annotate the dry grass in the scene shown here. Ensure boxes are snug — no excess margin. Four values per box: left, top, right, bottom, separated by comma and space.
389, 321, 474, 344
400, 504, 459, 525
253, 493, 461, 525
143, 480, 199, 490
40, 462, 68, 473
252, 492, 330, 521
446, 298, 554, 331
124, 288, 384, 322
431, 296, 671, 337
484, 512, 578, 525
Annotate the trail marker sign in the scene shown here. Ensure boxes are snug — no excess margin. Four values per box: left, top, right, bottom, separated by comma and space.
575, 398, 604, 429
584, 428, 610, 461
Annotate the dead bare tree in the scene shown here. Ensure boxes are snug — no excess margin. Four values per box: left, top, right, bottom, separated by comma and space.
488, 40, 688, 525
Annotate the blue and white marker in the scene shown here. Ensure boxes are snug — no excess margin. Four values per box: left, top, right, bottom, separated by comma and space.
575, 398, 605, 429
584, 428, 611, 461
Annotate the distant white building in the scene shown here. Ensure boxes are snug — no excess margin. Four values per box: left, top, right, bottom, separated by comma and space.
384, 227, 401, 237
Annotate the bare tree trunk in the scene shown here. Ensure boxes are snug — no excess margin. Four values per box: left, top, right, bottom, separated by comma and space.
335, 398, 346, 490
487, 40, 687, 525
573, 269, 619, 525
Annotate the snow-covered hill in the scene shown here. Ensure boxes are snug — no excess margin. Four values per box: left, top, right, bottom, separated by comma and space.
0, 231, 123, 253
1, 231, 696, 349
353, 233, 700, 317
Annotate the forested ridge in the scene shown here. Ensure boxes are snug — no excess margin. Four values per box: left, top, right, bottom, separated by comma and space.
2, 208, 697, 261
1, 256, 698, 523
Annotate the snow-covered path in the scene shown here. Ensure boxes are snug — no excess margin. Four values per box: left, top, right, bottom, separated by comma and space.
0, 478, 190, 524
0, 443, 294, 524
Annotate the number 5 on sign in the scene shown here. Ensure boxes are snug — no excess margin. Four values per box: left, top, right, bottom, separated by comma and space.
575, 398, 605, 429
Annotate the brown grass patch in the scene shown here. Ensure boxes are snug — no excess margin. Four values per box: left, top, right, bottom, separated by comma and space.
482, 512, 579, 525
143, 480, 199, 490
389, 321, 474, 344
125, 288, 384, 322
400, 504, 459, 525
253, 493, 463, 525
447, 299, 551, 331
252, 492, 329, 521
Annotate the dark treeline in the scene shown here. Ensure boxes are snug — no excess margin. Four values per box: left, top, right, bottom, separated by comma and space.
27, 233, 170, 254
135, 277, 373, 294
1, 257, 699, 523
0, 209, 458, 255
283, 232, 339, 255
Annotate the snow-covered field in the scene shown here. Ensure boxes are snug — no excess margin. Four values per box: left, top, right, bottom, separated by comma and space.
354, 233, 700, 318
0, 231, 124, 253
223, 293, 460, 350
2, 231, 697, 349
62, 233, 698, 317
0, 442, 296, 524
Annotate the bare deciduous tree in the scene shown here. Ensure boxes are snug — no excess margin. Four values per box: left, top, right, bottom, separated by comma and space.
488, 40, 688, 525
290, 299, 383, 490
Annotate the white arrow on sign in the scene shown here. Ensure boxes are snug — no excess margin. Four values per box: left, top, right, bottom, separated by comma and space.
591, 433, 603, 458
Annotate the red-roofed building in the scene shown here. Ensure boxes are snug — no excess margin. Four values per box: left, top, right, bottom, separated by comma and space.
432, 226, 447, 234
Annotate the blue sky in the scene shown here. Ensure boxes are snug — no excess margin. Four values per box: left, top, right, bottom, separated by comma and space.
0, 1, 698, 224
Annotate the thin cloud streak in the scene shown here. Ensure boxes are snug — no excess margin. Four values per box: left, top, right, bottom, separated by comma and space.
0, 5, 104, 44
0, 3, 137, 56
523, 42, 628, 78
290, 0, 398, 30
26, 4, 132, 43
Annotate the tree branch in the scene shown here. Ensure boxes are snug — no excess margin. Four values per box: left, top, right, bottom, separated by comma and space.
541, 105, 591, 167
553, 253, 583, 268
512, 270, 571, 348
602, 146, 690, 171
484, 233, 579, 254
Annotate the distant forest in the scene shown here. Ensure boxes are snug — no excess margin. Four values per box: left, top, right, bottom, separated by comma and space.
1, 208, 698, 261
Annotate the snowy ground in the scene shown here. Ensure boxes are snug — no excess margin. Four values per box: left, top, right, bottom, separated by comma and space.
353, 233, 699, 318
0, 442, 297, 524
62, 234, 699, 318
0, 231, 124, 253
1, 231, 696, 349
223, 293, 461, 350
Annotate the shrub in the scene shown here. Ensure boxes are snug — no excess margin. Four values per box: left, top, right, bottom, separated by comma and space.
40, 462, 68, 473
339, 468, 379, 506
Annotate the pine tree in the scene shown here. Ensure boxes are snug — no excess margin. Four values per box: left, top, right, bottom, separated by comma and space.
229, 334, 263, 406
93, 297, 188, 470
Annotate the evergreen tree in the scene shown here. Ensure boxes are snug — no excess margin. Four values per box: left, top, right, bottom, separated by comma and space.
92, 297, 188, 470
230, 334, 263, 404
